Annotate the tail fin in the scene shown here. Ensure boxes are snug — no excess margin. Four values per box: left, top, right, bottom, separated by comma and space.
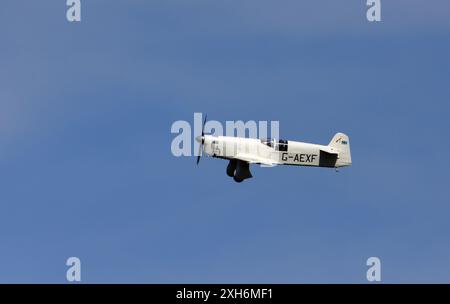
328, 133, 352, 167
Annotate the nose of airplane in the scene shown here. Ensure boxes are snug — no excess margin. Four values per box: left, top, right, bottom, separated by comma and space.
195, 135, 204, 144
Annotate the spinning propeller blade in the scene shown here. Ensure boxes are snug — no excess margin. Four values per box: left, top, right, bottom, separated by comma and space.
196, 114, 207, 165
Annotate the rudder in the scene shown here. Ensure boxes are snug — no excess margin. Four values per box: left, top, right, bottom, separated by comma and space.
328, 133, 351, 167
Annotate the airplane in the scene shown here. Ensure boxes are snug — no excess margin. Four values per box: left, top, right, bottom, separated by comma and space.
195, 116, 352, 183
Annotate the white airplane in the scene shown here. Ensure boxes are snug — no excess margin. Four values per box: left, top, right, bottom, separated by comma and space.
196, 116, 352, 182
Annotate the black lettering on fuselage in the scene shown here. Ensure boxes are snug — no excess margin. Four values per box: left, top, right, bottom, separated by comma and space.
282, 153, 318, 164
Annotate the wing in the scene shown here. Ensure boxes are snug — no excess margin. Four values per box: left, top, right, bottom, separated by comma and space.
234, 153, 279, 167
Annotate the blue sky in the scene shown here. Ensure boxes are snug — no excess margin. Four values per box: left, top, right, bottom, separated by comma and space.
0, 1, 450, 283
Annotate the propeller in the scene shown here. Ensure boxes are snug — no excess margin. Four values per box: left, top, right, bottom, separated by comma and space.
196, 114, 207, 165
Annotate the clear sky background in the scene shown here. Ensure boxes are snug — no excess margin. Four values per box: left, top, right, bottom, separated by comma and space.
1, 1, 449, 283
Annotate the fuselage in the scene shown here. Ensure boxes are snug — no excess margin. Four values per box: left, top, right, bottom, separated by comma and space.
200, 135, 350, 168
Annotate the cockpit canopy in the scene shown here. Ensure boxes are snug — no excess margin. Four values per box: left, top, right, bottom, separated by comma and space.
260, 138, 274, 147
260, 138, 288, 151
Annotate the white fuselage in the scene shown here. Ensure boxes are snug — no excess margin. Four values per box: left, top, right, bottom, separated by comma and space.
201, 135, 350, 168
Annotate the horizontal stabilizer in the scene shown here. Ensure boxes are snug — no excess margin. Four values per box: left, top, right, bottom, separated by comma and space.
320, 146, 338, 155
